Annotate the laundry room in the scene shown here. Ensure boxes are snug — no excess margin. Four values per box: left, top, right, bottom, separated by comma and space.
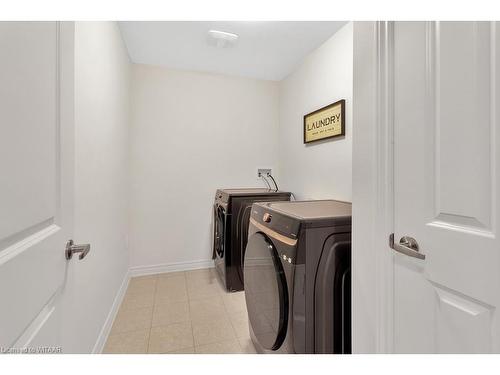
121, 21, 353, 354
127, 21, 353, 279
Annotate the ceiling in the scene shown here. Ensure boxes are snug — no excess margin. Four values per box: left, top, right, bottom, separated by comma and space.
118, 21, 347, 81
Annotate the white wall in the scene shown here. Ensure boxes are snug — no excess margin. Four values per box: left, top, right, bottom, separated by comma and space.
278, 22, 353, 201
129, 66, 279, 270
61, 22, 131, 353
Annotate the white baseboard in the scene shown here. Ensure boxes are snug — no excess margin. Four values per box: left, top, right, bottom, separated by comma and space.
129, 259, 214, 277
92, 270, 131, 354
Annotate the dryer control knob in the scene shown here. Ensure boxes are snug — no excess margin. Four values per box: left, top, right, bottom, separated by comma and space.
263, 213, 272, 223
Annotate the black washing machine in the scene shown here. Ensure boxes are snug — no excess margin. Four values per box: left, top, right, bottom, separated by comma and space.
213, 188, 291, 292
244, 200, 351, 354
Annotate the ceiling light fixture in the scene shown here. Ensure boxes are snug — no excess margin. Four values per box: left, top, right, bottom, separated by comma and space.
207, 30, 239, 48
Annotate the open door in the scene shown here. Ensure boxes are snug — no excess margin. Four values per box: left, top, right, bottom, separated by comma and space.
392, 21, 500, 353
0, 22, 75, 351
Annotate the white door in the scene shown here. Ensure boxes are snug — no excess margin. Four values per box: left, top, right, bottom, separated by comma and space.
392, 21, 500, 353
0, 22, 75, 352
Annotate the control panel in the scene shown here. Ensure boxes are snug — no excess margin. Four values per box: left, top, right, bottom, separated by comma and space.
251, 204, 300, 238
281, 253, 293, 264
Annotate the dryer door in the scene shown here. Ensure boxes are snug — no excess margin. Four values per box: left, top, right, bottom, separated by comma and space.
244, 232, 289, 350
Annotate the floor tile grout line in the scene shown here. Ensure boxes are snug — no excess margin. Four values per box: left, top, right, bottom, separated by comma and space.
235, 338, 245, 354
185, 271, 197, 350
217, 283, 254, 353
220, 290, 248, 342
164, 343, 195, 354
193, 340, 234, 351
151, 271, 195, 353
106, 274, 155, 353
190, 269, 237, 348
118, 275, 156, 312
147, 274, 159, 353
109, 280, 155, 337
193, 338, 245, 354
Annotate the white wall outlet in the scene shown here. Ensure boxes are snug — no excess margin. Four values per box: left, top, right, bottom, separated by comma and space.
257, 168, 272, 178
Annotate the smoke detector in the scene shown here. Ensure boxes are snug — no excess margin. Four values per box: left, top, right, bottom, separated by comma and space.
207, 30, 239, 48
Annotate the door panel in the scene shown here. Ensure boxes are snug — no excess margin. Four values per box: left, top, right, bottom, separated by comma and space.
435, 23, 493, 231
0, 22, 74, 349
434, 285, 493, 353
0, 23, 57, 242
393, 21, 500, 353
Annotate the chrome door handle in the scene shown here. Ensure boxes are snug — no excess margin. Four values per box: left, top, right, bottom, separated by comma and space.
389, 233, 425, 260
65, 240, 90, 260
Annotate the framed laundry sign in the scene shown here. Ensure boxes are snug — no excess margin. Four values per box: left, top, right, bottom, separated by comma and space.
303, 99, 345, 144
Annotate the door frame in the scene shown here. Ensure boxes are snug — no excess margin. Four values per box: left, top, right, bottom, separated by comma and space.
374, 20, 395, 354
352, 21, 395, 353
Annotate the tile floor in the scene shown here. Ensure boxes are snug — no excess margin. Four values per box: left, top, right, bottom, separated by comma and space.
103, 268, 257, 354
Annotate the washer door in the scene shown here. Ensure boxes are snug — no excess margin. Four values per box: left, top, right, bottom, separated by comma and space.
244, 232, 288, 350
214, 205, 226, 258
237, 204, 253, 283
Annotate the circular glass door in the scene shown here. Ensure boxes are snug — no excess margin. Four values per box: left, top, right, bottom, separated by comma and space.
244, 232, 288, 350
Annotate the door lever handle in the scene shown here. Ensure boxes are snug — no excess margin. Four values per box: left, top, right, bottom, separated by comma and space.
65, 240, 90, 260
389, 233, 425, 260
